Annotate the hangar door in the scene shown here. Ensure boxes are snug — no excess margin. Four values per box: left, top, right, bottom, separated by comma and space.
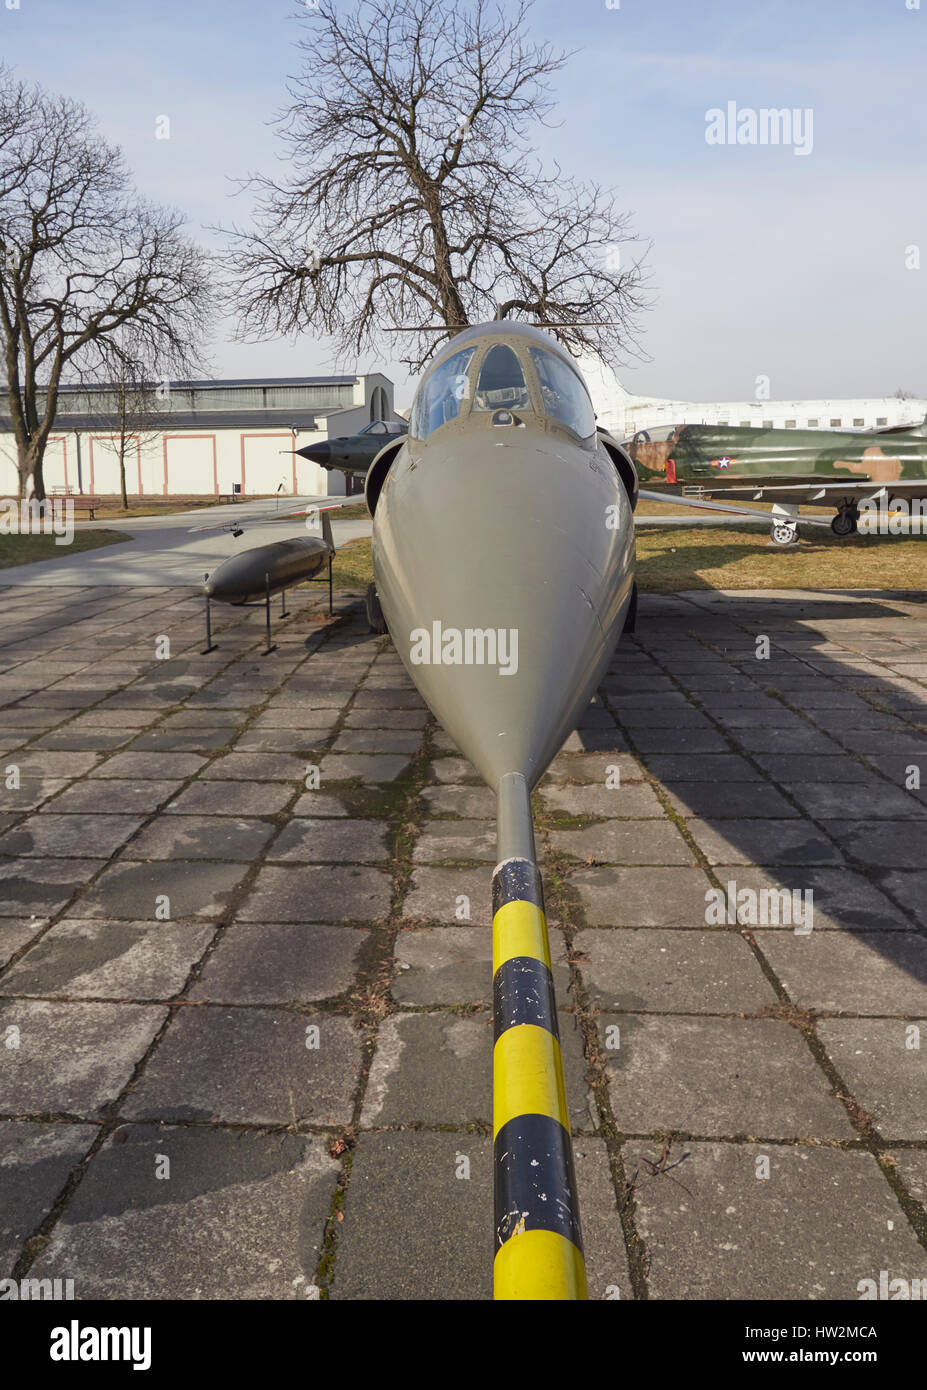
164, 436, 217, 496
43, 438, 70, 492
241, 433, 294, 496
89, 436, 133, 494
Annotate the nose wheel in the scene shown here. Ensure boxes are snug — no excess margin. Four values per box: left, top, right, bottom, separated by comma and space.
769, 520, 799, 547
365, 581, 388, 634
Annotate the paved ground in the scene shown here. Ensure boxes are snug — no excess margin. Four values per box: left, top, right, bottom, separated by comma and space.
0, 498, 372, 587
2, 580, 927, 1300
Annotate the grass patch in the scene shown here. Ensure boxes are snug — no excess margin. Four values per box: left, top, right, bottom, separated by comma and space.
0, 529, 132, 569
637, 524, 927, 591
331, 536, 374, 588
328, 528, 927, 594
332, 501, 370, 520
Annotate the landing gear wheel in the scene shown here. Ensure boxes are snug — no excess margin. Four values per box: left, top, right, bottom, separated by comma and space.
770, 521, 799, 547
365, 581, 387, 634
623, 581, 638, 634
831, 509, 858, 537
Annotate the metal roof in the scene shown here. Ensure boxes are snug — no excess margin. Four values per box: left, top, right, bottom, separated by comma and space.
52, 375, 358, 392
0, 410, 321, 433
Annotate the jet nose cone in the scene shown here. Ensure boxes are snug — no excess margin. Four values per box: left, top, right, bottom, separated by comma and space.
297, 441, 332, 467
372, 436, 634, 790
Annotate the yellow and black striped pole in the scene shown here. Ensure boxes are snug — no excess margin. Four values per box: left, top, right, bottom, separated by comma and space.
492, 774, 588, 1300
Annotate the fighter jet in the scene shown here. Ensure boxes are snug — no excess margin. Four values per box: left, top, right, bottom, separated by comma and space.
296, 417, 408, 480
192, 320, 637, 1299
365, 321, 637, 1299
627, 417, 927, 545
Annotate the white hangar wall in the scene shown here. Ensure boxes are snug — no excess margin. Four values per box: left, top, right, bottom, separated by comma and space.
0, 371, 396, 499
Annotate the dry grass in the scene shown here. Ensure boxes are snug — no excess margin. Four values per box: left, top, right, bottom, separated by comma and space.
637, 524, 927, 592
329, 528, 927, 595
0, 529, 132, 569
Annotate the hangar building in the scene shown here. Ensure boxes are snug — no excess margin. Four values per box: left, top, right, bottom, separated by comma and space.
0, 371, 395, 498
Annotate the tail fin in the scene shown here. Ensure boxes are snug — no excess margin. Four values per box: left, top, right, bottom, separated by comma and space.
321, 509, 336, 553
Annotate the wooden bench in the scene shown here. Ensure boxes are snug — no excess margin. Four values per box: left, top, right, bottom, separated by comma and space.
48, 490, 102, 519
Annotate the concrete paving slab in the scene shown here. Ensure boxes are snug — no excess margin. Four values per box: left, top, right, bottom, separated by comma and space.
625, 1141, 927, 1299
128, 815, 277, 861
572, 866, 712, 927
237, 865, 391, 922
549, 821, 694, 866
42, 779, 183, 814
412, 819, 497, 862
577, 928, 778, 1013
0, 919, 215, 1000
663, 781, 798, 819
708, 867, 911, 931
69, 860, 247, 921
193, 923, 367, 1004
200, 752, 307, 781
601, 1014, 854, 1139
755, 930, 927, 1015
270, 818, 389, 863
783, 783, 927, 820
429, 755, 481, 783
122, 1007, 360, 1125
886, 1149, 927, 1207
0, 1121, 98, 1274
402, 867, 493, 925
163, 780, 294, 816
538, 781, 666, 819
0, 813, 145, 859
332, 1132, 492, 1299
29, 1126, 339, 1299
318, 753, 411, 782
643, 754, 764, 782
359, 1011, 493, 1127
687, 819, 845, 866
816, 1019, 927, 1139
0, 858, 107, 916
0, 999, 167, 1116
0, 918, 49, 969
86, 751, 206, 779
828, 820, 927, 868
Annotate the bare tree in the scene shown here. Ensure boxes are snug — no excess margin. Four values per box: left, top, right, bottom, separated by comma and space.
0, 67, 212, 500
89, 352, 167, 509
221, 0, 648, 371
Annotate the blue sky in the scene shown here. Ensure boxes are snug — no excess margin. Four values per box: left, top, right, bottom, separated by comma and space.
3, 0, 924, 406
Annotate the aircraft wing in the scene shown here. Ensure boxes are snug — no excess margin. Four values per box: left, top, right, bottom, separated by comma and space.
683, 480, 927, 506
637, 489, 832, 528
188, 500, 353, 535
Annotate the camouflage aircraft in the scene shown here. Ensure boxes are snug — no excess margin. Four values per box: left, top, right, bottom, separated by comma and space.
627, 418, 927, 545
296, 416, 407, 479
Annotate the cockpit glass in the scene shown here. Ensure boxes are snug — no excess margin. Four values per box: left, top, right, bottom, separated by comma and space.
528, 347, 596, 438
410, 347, 477, 439
471, 344, 531, 413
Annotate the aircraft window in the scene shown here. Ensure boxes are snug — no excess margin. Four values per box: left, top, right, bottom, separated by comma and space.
528, 348, 596, 438
410, 347, 477, 438
362, 421, 390, 435
471, 345, 531, 412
